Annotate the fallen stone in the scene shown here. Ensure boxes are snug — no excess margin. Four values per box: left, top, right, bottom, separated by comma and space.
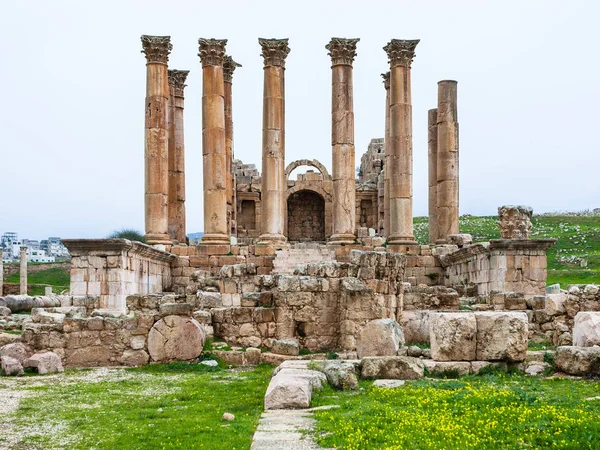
245, 347, 262, 365
0, 306, 11, 317
222, 413, 235, 421
470, 361, 507, 374
399, 310, 430, 344
373, 379, 405, 388
25, 351, 64, 375
0, 332, 21, 347
313, 360, 359, 390
361, 356, 424, 380
555, 346, 600, 376
120, 349, 149, 366
159, 303, 192, 317
0, 342, 32, 365
546, 284, 561, 294
264, 369, 326, 410
446, 234, 473, 247
573, 312, 600, 347
148, 315, 205, 362
475, 312, 528, 362
525, 362, 550, 376
201, 360, 218, 367
430, 312, 477, 361
423, 360, 471, 376
1, 356, 23, 376
272, 339, 300, 356
356, 318, 405, 359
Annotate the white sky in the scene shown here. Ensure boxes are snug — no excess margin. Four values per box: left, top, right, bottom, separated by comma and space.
1, 0, 599, 240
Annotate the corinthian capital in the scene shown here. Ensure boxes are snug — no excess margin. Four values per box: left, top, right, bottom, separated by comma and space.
326, 38, 360, 66
141, 35, 172, 65
168, 70, 190, 95
223, 56, 242, 83
198, 38, 227, 67
383, 39, 420, 68
258, 38, 290, 68
381, 71, 390, 89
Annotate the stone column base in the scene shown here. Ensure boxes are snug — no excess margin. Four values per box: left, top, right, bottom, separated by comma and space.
144, 233, 172, 246
200, 233, 230, 245
328, 233, 356, 245
257, 233, 287, 247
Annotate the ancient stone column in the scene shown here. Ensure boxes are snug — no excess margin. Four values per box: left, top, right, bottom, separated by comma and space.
141, 35, 172, 246
198, 38, 230, 245
327, 38, 359, 244
383, 39, 419, 245
223, 56, 242, 236
167, 70, 189, 244
19, 246, 27, 295
382, 72, 391, 239
0, 248, 3, 296
258, 38, 290, 245
428, 108, 439, 244
436, 80, 460, 241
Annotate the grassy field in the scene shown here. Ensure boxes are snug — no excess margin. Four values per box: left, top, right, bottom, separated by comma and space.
2, 363, 272, 449
312, 372, 600, 449
5, 267, 70, 295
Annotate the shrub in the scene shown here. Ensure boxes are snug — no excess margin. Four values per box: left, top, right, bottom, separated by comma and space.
108, 228, 146, 243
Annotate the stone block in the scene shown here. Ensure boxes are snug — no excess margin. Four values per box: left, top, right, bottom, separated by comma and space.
148, 316, 205, 362
555, 346, 600, 376
25, 351, 64, 374
0, 342, 32, 365
361, 356, 424, 380
430, 313, 477, 361
573, 312, 600, 347
356, 319, 405, 359
423, 360, 471, 376
159, 303, 193, 317
264, 369, 326, 410
1, 356, 23, 376
272, 339, 299, 356
546, 293, 566, 316
470, 361, 507, 374
475, 312, 528, 362
399, 310, 430, 344
120, 349, 150, 366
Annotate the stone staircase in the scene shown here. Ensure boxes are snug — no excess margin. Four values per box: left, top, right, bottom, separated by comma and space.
272, 243, 336, 274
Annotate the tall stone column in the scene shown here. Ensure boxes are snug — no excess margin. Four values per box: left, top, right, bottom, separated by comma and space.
19, 246, 27, 295
167, 70, 189, 244
436, 80, 459, 241
0, 248, 3, 296
141, 35, 172, 246
428, 108, 439, 244
327, 38, 359, 244
382, 72, 391, 238
258, 38, 290, 245
199, 38, 230, 245
383, 39, 419, 246
223, 56, 242, 236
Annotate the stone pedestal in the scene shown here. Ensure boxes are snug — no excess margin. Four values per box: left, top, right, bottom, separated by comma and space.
327, 38, 359, 244
384, 39, 419, 245
436, 80, 459, 242
141, 35, 172, 246
427, 108, 438, 244
19, 247, 27, 295
498, 205, 533, 239
199, 38, 230, 245
223, 56, 242, 236
258, 38, 290, 246
167, 70, 189, 244
382, 72, 391, 239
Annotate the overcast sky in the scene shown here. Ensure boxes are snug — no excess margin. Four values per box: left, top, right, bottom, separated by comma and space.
1, 1, 599, 241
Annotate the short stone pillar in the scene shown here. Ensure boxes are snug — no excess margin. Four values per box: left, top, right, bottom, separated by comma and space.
427, 108, 438, 244
327, 37, 359, 244
167, 69, 189, 244
258, 38, 290, 246
382, 72, 391, 239
383, 39, 419, 246
141, 35, 172, 246
498, 205, 533, 239
223, 56, 242, 236
198, 38, 230, 245
44, 286, 53, 296
19, 246, 27, 295
436, 80, 459, 241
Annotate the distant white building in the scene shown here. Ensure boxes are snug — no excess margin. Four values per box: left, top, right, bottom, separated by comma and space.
40, 237, 70, 258
1, 232, 67, 262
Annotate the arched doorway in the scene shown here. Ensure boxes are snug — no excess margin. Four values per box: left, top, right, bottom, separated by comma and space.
287, 190, 326, 242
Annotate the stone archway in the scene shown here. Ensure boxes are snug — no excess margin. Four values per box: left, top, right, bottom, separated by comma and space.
287, 190, 326, 242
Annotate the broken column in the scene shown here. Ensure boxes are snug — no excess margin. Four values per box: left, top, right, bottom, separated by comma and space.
199, 38, 230, 245
167, 69, 189, 244
258, 38, 290, 246
436, 80, 459, 241
19, 246, 27, 295
327, 37, 359, 244
141, 35, 172, 246
428, 108, 438, 244
223, 56, 242, 236
382, 72, 391, 238
383, 39, 419, 246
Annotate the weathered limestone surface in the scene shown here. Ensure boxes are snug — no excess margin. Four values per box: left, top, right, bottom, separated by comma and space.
1, 356, 23, 376
356, 318, 404, 358
25, 351, 64, 374
0, 342, 31, 365
147, 315, 205, 362
264, 363, 326, 410
272, 338, 300, 356
258, 38, 290, 246
572, 312, 600, 347
361, 356, 424, 380
399, 310, 430, 344
555, 346, 600, 376
430, 312, 477, 361
327, 37, 359, 244
0, 248, 3, 296
427, 108, 438, 244
141, 35, 172, 245
383, 39, 419, 246
382, 73, 391, 238
498, 205, 533, 240
0, 295, 61, 313
423, 360, 471, 376
19, 247, 27, 295
475, 311, 528, 362
312, 360, 359, 390
199, 38, 230, 245
223, 56, 241, 236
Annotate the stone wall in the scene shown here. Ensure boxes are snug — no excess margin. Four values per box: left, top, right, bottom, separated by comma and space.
63, 239, 176, 311
287, 190, 326, 241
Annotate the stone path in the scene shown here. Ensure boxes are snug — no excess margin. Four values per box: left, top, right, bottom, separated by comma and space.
251, 406, 337, 450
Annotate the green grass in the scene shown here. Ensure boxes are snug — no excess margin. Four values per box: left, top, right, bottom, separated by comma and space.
5, 266, 70, 294
414, 214, 600, 288
9, 363, 273, 449
312, 373, 600, 449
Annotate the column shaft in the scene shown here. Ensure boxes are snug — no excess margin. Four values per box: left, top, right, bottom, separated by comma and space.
327, 38, 359, 244
199, 39, 229, 244
436, 80, 459, 241
0, 249, 3, 296
141, 35, 172, 246
258, 38, 290, 245
384, 39, 419, 245
19, 247, 27, 295
382, 72, 391, 239
428, 108, 439, 244
223, 56, 241, 236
